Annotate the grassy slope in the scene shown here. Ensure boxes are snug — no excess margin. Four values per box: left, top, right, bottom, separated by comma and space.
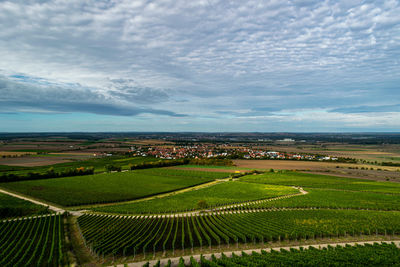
92, 181, 298, 214
0, 169, 229, 206
0, 192, 50, 219
240, 171, 400, 194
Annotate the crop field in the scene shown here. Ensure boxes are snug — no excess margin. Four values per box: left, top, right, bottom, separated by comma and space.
196, 243, 400, 266
240, 171, 400, 194
0, 214, 66, 266
244, 188, 400, 211
0, 192, 50, 219
92, 181, 298, 214
77, 210, 400, 259
0, 156, 160, 176
0, 168, 229, 206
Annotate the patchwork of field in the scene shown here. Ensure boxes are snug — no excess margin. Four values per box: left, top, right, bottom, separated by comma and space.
0, 156, 159, 175
92, 181, 298, 214
0, 169, 229, 206
0, 192, 50, 219
261, 144, 400, 163
0, 157, 73, 167
233, 159, 399, 172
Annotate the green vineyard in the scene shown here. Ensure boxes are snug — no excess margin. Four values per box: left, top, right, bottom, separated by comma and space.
77, 210, 400, 259
194, 242, 400, 266
0, 214, 66, 267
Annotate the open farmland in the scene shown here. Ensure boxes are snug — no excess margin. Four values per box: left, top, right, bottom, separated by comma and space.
0, 155, 160, 177
92, 181, 298, 214
0, 191, 50, 219
0, 168, 229, 206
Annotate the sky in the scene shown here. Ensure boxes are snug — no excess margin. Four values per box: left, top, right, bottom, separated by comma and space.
0, 0, 399, 132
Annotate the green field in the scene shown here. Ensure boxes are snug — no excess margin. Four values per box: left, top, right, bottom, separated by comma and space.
0, 156, 160, 175
0, 192, 50, 219
78, 209, 400, 259
240, 171, 400, 194
0, 214, 66, 266
245, 188, 400, 211
196, 243, 400, 266
0, 169, 229, 206
92, 181, 298, 214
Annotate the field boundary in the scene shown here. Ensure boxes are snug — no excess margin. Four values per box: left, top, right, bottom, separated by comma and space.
118, 240, 400, 267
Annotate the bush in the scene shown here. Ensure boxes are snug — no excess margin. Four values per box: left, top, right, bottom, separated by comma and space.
197, 200, 208, 209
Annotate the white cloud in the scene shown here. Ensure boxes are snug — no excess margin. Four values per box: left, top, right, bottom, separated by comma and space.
0, 0, 399, 130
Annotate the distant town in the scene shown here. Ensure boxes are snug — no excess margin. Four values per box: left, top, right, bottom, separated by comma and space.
129, 143, 340, 162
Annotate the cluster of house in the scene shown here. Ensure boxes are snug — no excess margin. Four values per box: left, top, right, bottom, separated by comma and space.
128, 144, 338, 161
243, 150, 337, 161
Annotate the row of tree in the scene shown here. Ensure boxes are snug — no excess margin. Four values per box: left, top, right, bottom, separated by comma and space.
0, 167, 95, 183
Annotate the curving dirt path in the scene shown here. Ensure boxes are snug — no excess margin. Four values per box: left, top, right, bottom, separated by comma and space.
116, 240, 400, 267
0, 188, 65, 212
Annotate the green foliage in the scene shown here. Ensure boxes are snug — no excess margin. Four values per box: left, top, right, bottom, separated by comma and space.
197, 243, 400, 266
1, 169, 229, 206
130, 159, 189, 170
0, 214, 66, 266
77, 209, 400, 257
105, 165, 121, 172
197, 200, 208, 209
0, 166, 95, 182
92, 182, 297, 214
0, 192, 50, 219
240, 171, 400, 194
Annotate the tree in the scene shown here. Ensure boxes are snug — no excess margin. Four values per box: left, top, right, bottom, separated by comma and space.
197, 200, 208, 210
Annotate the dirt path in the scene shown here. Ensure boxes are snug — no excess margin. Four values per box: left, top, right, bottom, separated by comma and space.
0, 188, 67, 213
118, 240, 400, 267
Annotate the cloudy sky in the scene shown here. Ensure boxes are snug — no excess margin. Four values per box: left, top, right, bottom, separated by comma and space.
0, 0, 399, 132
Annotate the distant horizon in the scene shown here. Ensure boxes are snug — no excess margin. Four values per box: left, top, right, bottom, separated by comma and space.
1, 131, 400, 134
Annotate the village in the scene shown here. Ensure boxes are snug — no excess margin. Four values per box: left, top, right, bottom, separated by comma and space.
129, 144, 339, 162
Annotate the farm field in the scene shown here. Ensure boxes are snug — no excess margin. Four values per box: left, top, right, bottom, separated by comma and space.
240, 171, 400, 194
0, 168, 229, 206
77, 209, 400, 260
244, 188, 400, 211
0, 192, 50, 219
0, 155, 160, 175
92, 181, 298, 214
0, 214, 66, 266
196, 242, 400, 266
